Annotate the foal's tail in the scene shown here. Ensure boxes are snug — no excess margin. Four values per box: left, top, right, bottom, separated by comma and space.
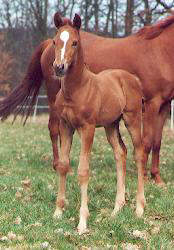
0, 39, 50, 124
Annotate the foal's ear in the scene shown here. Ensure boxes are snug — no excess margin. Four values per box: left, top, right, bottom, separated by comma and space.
54, 12, 63, 29
73, 14, 81, 30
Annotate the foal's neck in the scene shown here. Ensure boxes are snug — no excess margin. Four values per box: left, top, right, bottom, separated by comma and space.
61, 42, 90, 100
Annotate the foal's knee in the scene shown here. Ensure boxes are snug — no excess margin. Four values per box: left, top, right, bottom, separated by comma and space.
57, 161, 72, 175
143, 137, 152, 154
48, 116, 59, 136
134, 145, 145, 163
48, 123, 59, 138
78, 168, 89, 184
115, 149, 126, 163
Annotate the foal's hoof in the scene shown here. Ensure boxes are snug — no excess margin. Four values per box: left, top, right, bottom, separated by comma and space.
77, 227, 89, 235
111, 201, 125, 217
136, 197, 146, 218
136, 206, 144, 218
53, 208, 63, 219
77, 219, 89, 235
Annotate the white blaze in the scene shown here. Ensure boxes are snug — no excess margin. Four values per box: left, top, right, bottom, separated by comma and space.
60, 31, 69, 61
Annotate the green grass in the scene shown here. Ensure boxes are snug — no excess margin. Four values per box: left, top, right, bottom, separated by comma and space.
0, 115, 174, 249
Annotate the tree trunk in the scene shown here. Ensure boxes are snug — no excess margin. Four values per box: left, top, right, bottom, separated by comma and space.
143, 0, 152, 25
104, 1, 112, 34
94, 0, 99, 32
125, 0, 134, 36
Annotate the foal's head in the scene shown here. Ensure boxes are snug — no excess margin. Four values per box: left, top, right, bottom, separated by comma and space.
53, 13, 81, 78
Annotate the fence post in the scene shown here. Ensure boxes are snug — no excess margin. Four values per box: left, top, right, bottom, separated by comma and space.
33, 97, 39, 122
171, 100, 174, 130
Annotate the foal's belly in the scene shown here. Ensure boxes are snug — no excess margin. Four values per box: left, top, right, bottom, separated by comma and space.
96, 99, 123, 126
60, 99, 123, 128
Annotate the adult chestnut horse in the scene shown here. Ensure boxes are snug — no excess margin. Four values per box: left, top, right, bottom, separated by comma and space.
53, 13, 146, 234
0, 13, 173, 185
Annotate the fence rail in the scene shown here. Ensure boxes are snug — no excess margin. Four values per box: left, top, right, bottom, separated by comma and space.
32, 95, 49, 122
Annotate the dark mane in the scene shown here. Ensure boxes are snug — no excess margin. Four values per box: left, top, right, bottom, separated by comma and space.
136, 14, 174, 39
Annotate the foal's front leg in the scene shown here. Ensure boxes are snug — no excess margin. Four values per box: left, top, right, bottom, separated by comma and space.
54, 119, 74, 219
77, 124, 95, 235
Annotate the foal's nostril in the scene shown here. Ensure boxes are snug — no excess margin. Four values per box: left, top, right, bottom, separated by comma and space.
58, 64, 64, 71
54, 64, 65, 76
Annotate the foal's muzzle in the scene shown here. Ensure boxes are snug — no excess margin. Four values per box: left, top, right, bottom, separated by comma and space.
54, 63, 67, 77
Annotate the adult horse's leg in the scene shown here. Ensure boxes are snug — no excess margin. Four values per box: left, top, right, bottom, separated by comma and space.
123, 110, 146, 217
48, 109, 60, 170
77, 125, 95, 235
151, 101, 171, 186
142, 98, 162, 181
54, 120, 74, 218
105, 123, 127, 217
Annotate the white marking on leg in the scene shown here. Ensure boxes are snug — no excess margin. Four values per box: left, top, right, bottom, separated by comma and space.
77, 181, 90, 234
60, 31, 69, 61
53, 208, 63, 219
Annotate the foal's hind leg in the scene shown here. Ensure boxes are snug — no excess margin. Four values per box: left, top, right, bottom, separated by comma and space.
151, 102, 170, 186
123, 111, 146, 217
54, 120, 74, 219
105, 123, 127, 217
48, 111, 60, 170
77, 125, 95, 235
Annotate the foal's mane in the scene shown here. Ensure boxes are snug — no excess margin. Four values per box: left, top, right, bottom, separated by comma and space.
62, 17, 73, 27
136, 14, 174, 39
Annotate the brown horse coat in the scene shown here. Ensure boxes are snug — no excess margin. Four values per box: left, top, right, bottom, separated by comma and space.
52, 14, 146, 234
0, 14, 174, 185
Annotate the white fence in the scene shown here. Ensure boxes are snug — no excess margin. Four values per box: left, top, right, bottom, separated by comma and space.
32, 95, 49, 122
33, 96, 174, 130
171, 100, 174, 130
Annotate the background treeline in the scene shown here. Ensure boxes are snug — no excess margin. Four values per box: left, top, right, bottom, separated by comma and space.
0, 0, 173, 96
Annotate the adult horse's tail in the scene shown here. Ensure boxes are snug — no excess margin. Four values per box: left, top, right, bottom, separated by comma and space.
0, 39, 50, 124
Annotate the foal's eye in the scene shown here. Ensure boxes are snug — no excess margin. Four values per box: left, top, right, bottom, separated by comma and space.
53, 40, 55, 46
72, 41, 78, 47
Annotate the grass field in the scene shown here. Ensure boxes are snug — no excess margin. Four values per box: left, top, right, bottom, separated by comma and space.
0, 115, 174, 250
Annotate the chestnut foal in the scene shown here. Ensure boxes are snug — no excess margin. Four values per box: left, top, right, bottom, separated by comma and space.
53, 14, 146, 235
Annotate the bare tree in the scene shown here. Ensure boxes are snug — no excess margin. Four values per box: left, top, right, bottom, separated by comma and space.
55, 0, 70, 16
28, 0, 49, 43
143, 0, 152, 25
81, 0, 93, 31
156, 0, 174, 13
104, 0, 112, 34
125, 0, 134, 35
94, 0, 99, 32
0, 34, 15, 96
